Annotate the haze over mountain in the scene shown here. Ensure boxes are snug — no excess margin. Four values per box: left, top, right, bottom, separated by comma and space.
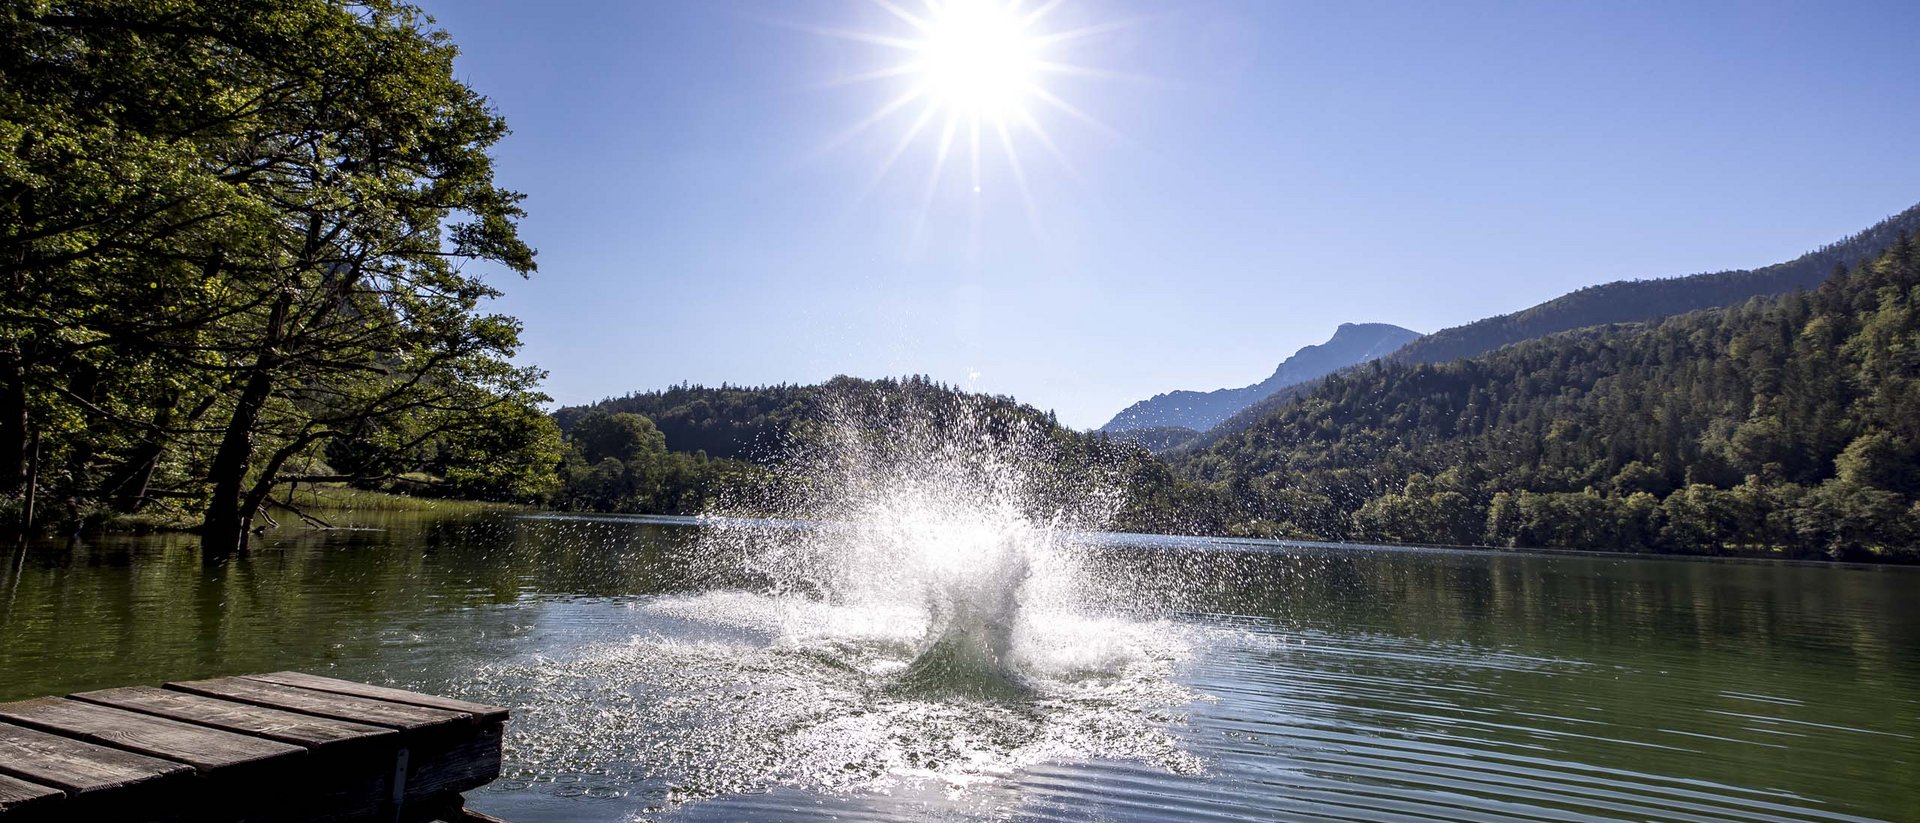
1100, 323, 1420, 437
1177, 201, 1920, 452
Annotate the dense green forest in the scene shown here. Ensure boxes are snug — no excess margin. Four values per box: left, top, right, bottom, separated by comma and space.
1109, 425, 1202, 452
550, 376, 1234, 534
554, 382, 821, 462
1184, 203, 1920, 452
1, 2, 562, 549
1178, 239, 1920, 561
1392, 202, 1920, 366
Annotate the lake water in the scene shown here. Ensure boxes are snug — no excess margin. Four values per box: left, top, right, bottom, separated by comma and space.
1, 511, 1916, 822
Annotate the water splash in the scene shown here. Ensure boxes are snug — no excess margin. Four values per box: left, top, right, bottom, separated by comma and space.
471, 387, 1203, 814
697, 387, 1148, 694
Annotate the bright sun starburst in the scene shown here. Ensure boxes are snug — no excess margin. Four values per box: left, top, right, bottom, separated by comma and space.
809, 0, 1125, 228
911, 0, 1042, 120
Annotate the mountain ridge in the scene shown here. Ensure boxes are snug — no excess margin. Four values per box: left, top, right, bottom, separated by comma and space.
1170, 200, 1920, 454
1170, 236, 1920, 559
1100, 322, 1420, 437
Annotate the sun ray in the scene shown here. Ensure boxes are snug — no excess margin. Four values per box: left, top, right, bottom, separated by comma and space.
869, 0, 932, 31
1017, 109, 1078, 182
1028, 84, 1126, 144
813, 0, 1128, 231
809, 62, 924, 92
969, 114, 983, 195
1029, 18, 1143, 49
969, 114, 984, 257
1032, 60, 1156, 84
781, 22, 923, 52
844, 99, 946, 216
926, 110, 963, 204
993, 117, 1042, 234
1019, 0, 1068, 30
812, 85, 930, 160
911, 110, 966, 250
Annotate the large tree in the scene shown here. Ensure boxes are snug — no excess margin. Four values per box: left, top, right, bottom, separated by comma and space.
1, 0, 555, 549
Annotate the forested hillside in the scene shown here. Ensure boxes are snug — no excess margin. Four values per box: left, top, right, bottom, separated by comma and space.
1178, 238, 1920, 560
1180, 203, 1920, 452
1108, 426, 1202, 452
1101, 323, 1418, 435
554, 376, 1234, 533
1393, 202, 1920, 365
556, 382, 822, 461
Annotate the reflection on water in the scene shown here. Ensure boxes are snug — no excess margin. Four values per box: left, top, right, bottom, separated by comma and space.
2, 511, 1917, 822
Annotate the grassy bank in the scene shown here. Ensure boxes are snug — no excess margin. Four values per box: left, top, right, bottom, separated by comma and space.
81, 485, 524, 534
284, 484, 524, 514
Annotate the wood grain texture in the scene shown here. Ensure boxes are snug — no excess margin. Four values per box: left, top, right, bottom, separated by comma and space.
165, 677, 470, 731
0, 720, 189, 794
0, 673, 506, 823
245, 672, 508, 724
71, 686, 393, 751
0, 773, 62, 810
405, 722, 506, 799
0, 698, 303, 775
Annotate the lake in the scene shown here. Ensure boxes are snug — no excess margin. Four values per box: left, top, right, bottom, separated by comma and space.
2, 510, 1916, 822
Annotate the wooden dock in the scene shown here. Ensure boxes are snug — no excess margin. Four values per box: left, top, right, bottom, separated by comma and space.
0, 672, 510, 823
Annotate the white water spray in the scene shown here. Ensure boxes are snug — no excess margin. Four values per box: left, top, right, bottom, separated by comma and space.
470, 386, 1200, 811
697, 387, 1136, 695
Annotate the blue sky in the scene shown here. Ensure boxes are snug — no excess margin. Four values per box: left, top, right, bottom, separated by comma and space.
421, 0, 1920, 429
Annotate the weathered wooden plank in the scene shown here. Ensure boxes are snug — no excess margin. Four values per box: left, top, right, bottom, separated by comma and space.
72, 686, 394, 751
0, 673, 508, 823
244, 672, 509, 724
165, 677, 470, 731
0, 697, 304, 776
0, 720, 190, 795
0, 773, 63, 815
406, 721, 506, 799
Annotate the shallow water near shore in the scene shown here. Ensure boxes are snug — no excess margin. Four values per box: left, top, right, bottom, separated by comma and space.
2, 510, 1917, 822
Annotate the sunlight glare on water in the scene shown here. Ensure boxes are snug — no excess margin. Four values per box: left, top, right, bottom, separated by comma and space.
471, 390, 1207, 814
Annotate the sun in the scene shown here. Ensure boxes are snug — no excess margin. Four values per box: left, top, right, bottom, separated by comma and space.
911, 0, 1041, 120
808, 0, 1124, 221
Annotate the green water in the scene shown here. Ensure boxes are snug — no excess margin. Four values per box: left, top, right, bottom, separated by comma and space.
1, 511, 1916, 822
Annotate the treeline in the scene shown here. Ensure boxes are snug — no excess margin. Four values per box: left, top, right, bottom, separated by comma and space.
1390, 202, 1920, 366
2, 2, 561, 549
550, 376, 1232, 533
554, 381, 823, 461
1182, 202, 1920, 454
552, 410, 759, 516
1178, 238, 1920, 561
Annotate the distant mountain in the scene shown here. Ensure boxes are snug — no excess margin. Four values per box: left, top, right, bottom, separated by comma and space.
1392, 201, 1920, 366
1178, 201, 1920, 452
1100, 323, 1421, 436
1171, 237, 1920, 560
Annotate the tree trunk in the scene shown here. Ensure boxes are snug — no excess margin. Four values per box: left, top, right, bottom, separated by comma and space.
1, 344, 26, 497
200, 294, 289, 554
101, 396, 177, 512
201, 369, 273, 553
20, 431, 40, 539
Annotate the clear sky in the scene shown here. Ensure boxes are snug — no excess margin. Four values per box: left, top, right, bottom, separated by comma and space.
419, 0, 1920, 429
